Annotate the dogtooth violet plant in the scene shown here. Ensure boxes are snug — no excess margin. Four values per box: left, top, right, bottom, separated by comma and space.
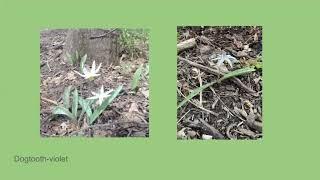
52, 85, 123, 125
74, 54, 102, 80
52, 86, 79, 121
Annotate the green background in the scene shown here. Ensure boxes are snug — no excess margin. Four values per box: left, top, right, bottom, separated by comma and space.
0, 0, 319, 179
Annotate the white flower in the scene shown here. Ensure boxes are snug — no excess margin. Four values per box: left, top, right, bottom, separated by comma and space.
87, 85, 113, 106
210, 52, 239, 68
74, 60, 101, 79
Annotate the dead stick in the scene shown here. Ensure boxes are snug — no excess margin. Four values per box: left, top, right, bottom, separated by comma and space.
177, 38, 196, 53
89, 29, 117, 39
198, 118, 224, 139
41, 96, 58, 105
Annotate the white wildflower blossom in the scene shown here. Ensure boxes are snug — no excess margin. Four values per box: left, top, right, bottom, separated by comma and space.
87, 85, 113, 106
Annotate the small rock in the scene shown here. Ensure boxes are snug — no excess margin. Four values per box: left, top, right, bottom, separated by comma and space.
187, 130, 197, 138
202, 134, 213, 140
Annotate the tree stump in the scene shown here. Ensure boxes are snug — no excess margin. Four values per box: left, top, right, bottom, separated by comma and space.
63, 29, 120, 66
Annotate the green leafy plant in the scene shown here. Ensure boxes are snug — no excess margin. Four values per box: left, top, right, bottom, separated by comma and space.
78, 85, 123, 125
52, 86, 79, 121
52, 85, 122, 125
119, 29, 149, 58
131, 64, 144, 91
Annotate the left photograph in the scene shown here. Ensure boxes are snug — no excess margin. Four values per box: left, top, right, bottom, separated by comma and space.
40, 28, 149, 137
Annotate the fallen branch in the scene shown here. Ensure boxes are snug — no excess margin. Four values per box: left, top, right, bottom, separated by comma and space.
90, 29, 117, 39
198, 118, 224, 139
41, 96, 58, 105
177, 38, 196, 53
246, 113, 263, 132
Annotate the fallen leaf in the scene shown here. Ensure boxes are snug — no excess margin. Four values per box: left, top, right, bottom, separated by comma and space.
60, 122, 69, 131
128, 102, 139, 113
42, 77, 51, 86
50, 75, 62, 85
236, 50, 248, 57
64, 71, 76, 81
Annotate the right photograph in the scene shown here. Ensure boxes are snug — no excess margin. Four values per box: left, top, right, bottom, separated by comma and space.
177, 26, 262, 140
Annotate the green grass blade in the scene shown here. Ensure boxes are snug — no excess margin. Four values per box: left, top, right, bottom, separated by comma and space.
80, 54, 87, 74
131, 64, 143, 90
63, 86, 72, 109
177, 81, 216, 109
177, 67, 256, 109
219, 67, 255, 81
89, 85, 123, 125
52, 106, 75, 120
72, 89, 78, 119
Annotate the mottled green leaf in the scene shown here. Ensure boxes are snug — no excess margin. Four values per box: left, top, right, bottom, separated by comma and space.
63, 86, 72, 109
72, 89, 78, 118
52, 106, 75, 120
78, 96, 93, 118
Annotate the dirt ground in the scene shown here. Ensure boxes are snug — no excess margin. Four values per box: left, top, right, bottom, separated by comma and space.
177, 26, 262, 140
40, 29, 149, 137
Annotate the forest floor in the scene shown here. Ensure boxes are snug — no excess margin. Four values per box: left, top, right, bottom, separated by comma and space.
40, 29, 149, 137
177, 26, 262, 140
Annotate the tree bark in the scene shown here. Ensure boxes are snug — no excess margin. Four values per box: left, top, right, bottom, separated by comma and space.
63, 29, 120, 66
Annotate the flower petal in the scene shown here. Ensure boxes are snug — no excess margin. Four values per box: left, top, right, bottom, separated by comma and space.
91, 61, 96, 72
83, 67, 89, 74
104, 89, 114, 95
95, 63, 102, 73
87, 96, 98, 100
100, 85, 104, 94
